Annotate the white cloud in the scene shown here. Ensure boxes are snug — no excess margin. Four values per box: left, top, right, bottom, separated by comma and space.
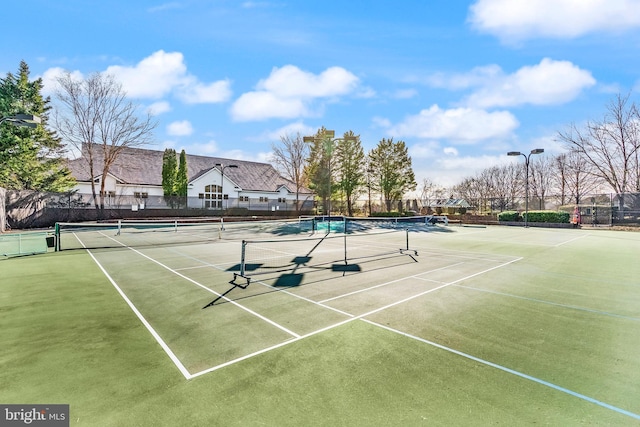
425, 59, 595, 108
465, 59, 595, 108
231, 65, 359, 121
177, 78, 232, 104
105, 50, 187, 99
257, 65, 359, 98
443, 147, 459, 156
76, 50, 232, 104
469, 0, 640, 43
261, 121, 316, 141
42, 51, 232, 105
147, 101, 171, 115
40, 67, 84, 96
231, 92, 309, 121
167, 120, 194, 136
386, 104, 519, 143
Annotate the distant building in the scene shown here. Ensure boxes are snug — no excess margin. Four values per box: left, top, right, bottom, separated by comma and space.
429, 198, 471, 214
67, 144, 314, 212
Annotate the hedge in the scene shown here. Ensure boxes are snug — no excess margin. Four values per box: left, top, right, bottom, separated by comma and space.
498, 210, 570, 223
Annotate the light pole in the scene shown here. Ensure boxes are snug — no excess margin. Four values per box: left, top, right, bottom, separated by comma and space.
215, 163, 238, 211
0, 114, 41, 128
507, 148, 544, 227
303, 130, 356, 232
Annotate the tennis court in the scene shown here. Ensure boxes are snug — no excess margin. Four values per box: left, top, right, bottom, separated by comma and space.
2, 218, 639, 425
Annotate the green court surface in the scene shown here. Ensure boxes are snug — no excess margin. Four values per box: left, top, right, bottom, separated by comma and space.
1, 222, 639, 425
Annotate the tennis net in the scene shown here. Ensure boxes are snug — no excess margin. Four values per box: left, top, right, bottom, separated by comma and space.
55, 217, 315, 250
0, 231, 50, 257
233, 227, 417, 285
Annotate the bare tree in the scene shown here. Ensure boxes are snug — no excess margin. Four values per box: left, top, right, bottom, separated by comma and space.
454, 177, 485, 213
557, 94, 640, 218
54, 72, 156, 213
483, 164, 520, 211
529, 155, 554, 210
554, 150, 602, 205
420, 178, 446, 213
271, 132, 309, 214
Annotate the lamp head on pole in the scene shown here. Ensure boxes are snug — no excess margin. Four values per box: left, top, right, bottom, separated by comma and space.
215, 163, 238, 169
507, 151, 522, 156
1, 113, 41, 129
530, 148, 544, 155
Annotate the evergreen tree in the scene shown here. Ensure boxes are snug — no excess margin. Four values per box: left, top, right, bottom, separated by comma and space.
304, 127, 333, 214
368, 138, 416, 212
334, 130, 365, 216
0, 61, 74, 191
176, 149, 188, 206
162, 148, 177, 207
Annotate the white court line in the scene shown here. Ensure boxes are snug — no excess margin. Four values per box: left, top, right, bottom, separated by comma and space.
319, 262, 466, 303
102, 232, 301, 339
72, 233, 192, 380
362, 319, 640, 422
190, 256, 523, 377
554, 233, 591, 247
89, 231, 301, 336
82, 231, 523, 380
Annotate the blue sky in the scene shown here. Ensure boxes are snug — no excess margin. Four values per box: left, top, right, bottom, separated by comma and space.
4, 0, 640, 187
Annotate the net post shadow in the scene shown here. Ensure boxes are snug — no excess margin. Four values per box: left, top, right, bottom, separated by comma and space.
202, 274, 250, 309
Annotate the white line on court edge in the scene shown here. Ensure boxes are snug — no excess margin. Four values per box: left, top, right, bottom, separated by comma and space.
361, 319, 640, 422
554, 233, 590, 247
72, 234, 192, 380
96, 231, 301, 339
190, 257, 524, 377
319, 262, 466, 303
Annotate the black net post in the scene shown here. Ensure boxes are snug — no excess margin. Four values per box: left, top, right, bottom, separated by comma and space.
240, 240, 247, 277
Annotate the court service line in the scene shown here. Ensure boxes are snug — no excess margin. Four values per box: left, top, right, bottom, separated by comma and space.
191, 257, 524, 377
72, 234, 192, 380
319, 262, 466, 303
362, 319, 640, 422
553, 233, 590, 247
96, 231, 301, 339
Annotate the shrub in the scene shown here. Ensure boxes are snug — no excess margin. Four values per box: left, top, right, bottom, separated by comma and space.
498, 210, 570, 223
526, 211, 570, 223
498, 211, 520, 222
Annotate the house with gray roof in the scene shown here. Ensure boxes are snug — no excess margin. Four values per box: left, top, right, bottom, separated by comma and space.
67, 144, 314, 212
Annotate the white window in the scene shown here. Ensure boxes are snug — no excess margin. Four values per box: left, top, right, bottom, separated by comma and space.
204, 184, 222, 208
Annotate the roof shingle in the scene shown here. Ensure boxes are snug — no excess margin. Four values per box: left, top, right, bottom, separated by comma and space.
67, 144, 311, 193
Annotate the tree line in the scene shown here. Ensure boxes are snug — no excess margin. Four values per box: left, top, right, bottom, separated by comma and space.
2, 60, 639, 219
452, 94, 640, 216
271, 128, 416, 216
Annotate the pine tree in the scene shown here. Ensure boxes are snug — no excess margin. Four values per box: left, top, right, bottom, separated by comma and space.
162, 148, 178, 207
0, 61, 74, 191
176, 149, 188, 207
334, 130, 365, 216
304, 127, 333, 214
